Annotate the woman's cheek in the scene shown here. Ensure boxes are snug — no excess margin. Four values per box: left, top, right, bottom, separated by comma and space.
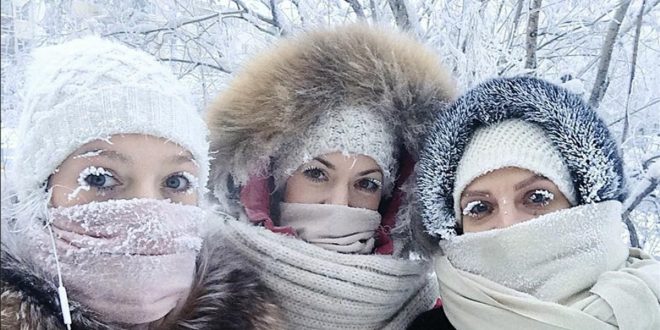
169, 191, 198, 206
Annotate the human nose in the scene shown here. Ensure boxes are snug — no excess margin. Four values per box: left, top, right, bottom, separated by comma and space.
325, 184, 350, 206
128, 182, 162, 200
492, 201, 531, 229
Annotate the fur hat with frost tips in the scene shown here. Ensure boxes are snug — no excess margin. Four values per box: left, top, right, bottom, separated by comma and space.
416, 76, 626, 241
452, 119, 577, 222
206, 23, 457, 202
13, 36, 209, 202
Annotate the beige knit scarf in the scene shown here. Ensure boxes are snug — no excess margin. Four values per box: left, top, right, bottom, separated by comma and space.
436, 201, 660, 329
278, 203, 381, 254
217, 218, 438, 329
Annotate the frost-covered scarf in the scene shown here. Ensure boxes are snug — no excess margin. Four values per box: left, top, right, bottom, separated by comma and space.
24, 199, 204, 325
435, 201, 660, 329
278, 203, 381, 254
218, 218, 438, 329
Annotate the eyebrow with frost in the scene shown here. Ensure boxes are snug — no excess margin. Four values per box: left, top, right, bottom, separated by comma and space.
73, 148, 196, 166
462, 174, 549, 197
313, 156, 382, 176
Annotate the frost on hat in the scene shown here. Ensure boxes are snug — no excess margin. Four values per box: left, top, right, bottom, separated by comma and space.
13, 36, 209, 202
272, 107, 399, 195
452, 119, 577, 221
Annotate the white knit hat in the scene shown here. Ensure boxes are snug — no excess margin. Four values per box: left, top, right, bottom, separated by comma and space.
452, 119, 577, 220
12, 36, 209, 202
272, 107, 398, 194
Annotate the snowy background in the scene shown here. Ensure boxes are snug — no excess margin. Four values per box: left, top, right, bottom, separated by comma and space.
1, 0, 658, 255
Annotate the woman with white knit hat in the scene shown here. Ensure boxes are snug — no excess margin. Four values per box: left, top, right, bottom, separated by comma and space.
0, 37, 281, 329
205, 23, 456, 329
411, 76, 660, 329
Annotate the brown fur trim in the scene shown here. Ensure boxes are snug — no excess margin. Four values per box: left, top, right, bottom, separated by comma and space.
162, 231, 284, 330
1, 244, 112, 329
206, 23, 456, 197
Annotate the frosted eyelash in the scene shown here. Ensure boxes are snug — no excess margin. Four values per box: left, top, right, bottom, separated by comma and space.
462, 201, 482, 216
179, 171, 199, 194
365, 178, 382, 188
303, 165, 323, 172
68, 166, 112, 200
532, 189, 554, 205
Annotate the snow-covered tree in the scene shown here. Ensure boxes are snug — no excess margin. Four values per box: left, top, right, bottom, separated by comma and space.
2, 0, 658, 254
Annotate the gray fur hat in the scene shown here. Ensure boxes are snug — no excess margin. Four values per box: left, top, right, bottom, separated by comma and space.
416, 76, 626, 241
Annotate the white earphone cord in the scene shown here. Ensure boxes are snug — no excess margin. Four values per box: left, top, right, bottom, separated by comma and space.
47, 223, 72, 329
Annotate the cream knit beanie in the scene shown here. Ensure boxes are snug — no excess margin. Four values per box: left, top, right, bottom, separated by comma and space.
272, 107, 398, 195
453, 119, 577, 221
13, 36, 209, 202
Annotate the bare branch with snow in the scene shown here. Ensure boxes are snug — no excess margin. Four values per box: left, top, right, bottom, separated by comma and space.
524, 0, 542, 72
388, 0, 412, 31
588, 0, 632, 108
621, 0, 646, 145
345, 0, 366, 18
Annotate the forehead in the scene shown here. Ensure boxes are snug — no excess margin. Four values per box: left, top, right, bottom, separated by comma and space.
317, 152, 380, 169
70, 134, 194, 163
466, 167, 537, 190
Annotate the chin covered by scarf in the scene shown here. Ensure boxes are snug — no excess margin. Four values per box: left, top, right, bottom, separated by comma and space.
435, 201, 660, 329
215, 217, 438, 329
278, 203, 381, 254
23, 199, 204, 325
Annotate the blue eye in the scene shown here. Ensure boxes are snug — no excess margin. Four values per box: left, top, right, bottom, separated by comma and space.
356, 178, 382, 193
85, 174, 106, 186
303, 167, 328, 182
82, 167, 118, 190
526, 189, 554, 207
164, 174, 190, 191
462, 200, 492, 219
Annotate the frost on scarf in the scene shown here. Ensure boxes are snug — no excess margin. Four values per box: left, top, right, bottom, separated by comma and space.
441, 201, 628, 303
48, 198, 204, 256
21, 198, 206, 324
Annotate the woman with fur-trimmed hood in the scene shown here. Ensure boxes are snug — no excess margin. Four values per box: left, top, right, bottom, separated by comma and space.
205, 23, 456, 329
1, 37, 281, 329
410, 76, 660, 329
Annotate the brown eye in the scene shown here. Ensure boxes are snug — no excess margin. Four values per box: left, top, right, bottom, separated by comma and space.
462, 200, 493, 219
302, 167, 328, 182
525, 189, 554, 207
355, 178, 381, 193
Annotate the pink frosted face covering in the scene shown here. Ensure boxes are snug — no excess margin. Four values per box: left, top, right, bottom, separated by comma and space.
29, 199, 204, 325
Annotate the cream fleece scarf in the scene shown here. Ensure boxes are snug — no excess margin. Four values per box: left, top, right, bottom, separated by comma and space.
436, 201, 660, 330
218, 218, 438, 329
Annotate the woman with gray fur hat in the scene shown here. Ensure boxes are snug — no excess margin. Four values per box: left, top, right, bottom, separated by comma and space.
0, 36, 281, 329
205, 23, 456, 329
411, 76, 660, 329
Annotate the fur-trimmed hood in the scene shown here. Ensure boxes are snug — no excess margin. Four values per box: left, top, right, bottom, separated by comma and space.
205, 23, 456, 202
1, 221, 282, 329
416, 76, 626, 241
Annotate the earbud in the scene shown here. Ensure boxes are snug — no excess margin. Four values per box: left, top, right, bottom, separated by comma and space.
47, 221, 72, 329
58, 285, 72, 328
